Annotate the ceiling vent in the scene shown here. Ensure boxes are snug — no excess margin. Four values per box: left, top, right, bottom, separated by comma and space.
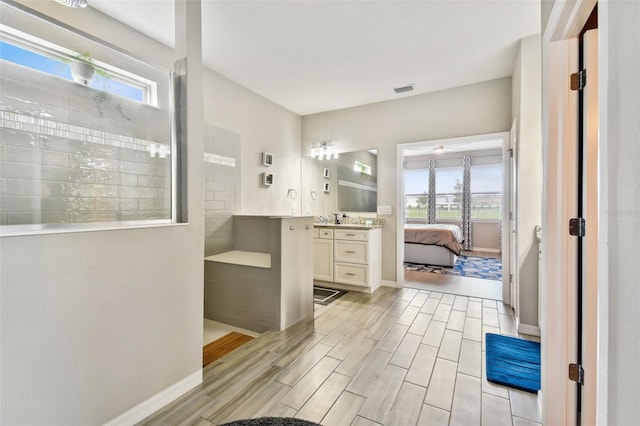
393, 84, 415, 94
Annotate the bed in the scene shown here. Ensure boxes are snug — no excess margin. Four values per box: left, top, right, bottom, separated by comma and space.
404, 224, 464, 267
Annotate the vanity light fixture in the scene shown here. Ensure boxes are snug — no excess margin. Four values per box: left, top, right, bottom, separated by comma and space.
310, 140, 338, 160
54, 0, 88, 8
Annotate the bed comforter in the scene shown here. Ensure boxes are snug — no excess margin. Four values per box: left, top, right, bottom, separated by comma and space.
404, 224, 463, 256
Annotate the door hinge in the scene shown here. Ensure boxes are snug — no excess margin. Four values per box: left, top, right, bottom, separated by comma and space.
508, 148, 513, 158
570, 70, 587, 91
509, 273, 513, 283
569, 217, 586, 237
569, 363, 584, 384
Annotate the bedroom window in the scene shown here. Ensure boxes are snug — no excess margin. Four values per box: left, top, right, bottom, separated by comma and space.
404, 168, 429, 220
470, 164, 502, 220
435, 167, 463, 220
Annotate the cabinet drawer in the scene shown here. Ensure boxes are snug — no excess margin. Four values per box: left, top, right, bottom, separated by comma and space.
334, 240, 367, 264
317, 228, 334, 239
334, 262, 368, 286
334, 229, 368, 241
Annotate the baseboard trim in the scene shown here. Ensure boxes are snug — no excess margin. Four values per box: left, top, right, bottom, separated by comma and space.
517, 322, 541, 337
382, 280, 398, 288
104, 370, 202, 426
470, 247, 501, 253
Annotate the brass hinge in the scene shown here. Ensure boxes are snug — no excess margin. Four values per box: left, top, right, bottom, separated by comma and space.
569, 363, 584, 384
570, 70, 587, 91
569, 218, 586, 237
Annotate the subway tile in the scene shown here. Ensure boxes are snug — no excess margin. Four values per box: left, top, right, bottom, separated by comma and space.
0, 195, 40, 211
6, 212, 40, 225
119, 185, 155, 199
41, 196, 94, 211
5, 180, 68, 197
41, 166, 94, 183
1, 163, 39, 180
70, 183, 118, 197
71, 211, 118, 223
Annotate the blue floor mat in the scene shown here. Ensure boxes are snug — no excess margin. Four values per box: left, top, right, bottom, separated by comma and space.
485, 333, 541, 393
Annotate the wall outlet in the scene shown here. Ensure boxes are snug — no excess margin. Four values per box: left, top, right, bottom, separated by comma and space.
377, 205, 392, 215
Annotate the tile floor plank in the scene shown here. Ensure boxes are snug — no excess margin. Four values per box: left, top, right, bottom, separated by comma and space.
383, 381, 426, 426
279, 357, 340, 410
482, 393, 513, 426
296, 372, 351, 423
320, 391, 366, 426
358, 364, 407, 424
389, 332, 422, 369
449, 373, 481, 426
405, 344, 439, 387
424, 358, 458, 411
417, 404, 450, 426
408, 312, 433, 337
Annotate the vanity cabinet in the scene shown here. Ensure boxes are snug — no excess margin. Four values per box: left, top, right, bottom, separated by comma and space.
313, 229, 334, 282
313, 226, 382, 293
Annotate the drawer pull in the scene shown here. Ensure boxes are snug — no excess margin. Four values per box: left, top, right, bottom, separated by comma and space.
345, 233, 357, 236
345, 250, 357, 254
345, 273, 357, 276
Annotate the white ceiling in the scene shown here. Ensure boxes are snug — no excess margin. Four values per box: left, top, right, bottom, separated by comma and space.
90, 0, 541, 116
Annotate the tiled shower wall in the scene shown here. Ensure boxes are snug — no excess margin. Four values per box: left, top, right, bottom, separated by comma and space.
203, 124, 241, 256
0, 60, 171, 226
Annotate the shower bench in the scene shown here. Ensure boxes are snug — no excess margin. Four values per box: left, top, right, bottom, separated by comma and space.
204, 215, 314, 333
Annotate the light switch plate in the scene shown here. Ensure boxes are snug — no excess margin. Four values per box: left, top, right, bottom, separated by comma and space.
377, 205, 392, 215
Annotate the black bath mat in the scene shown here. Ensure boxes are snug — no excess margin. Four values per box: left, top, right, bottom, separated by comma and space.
313, 286, 348, 306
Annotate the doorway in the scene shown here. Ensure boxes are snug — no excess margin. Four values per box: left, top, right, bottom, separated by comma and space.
396, 132, 511, 302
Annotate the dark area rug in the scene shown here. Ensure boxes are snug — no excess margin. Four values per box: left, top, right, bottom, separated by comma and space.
313, 286, 348, 306
220, 417, 321, 426
405, 255, 502, 281
485, 333, 541, 393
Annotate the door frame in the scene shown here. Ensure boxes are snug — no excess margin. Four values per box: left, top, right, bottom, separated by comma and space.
395, 131, 510, 301
542, 1, 605, 425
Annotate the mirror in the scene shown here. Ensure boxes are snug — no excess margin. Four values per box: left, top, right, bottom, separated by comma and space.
302, 149, 377, 215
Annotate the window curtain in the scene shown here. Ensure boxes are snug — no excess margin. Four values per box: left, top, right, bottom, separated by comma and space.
428, 158, 436, 224
462, 155, 473, 250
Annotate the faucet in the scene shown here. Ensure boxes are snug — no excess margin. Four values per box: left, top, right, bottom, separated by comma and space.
334, 213, 341, 225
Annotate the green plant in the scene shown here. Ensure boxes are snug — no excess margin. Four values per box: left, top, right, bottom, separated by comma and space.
66, 51, 111, 79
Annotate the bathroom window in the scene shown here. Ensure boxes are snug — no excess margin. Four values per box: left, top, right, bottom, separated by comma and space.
0, 4, 179, 233
0, 28, 156, 105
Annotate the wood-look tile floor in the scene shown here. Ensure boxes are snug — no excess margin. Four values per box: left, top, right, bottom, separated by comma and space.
139, 287, 542, 426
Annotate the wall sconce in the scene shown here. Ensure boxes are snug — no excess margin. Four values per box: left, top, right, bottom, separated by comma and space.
310, 140, 338, 160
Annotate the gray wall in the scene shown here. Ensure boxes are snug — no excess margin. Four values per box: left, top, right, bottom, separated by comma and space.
302, 78, 512, 282
512, 35, 542, 329
603, 1, 640, 423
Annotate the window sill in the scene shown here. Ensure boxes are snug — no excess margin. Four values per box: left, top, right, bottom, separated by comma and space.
0, 220, 188, 238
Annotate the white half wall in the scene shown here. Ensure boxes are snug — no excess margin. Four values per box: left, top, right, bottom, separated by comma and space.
302, 78, 512, 282
1, 0, 302, 424
1, 1, 205, 424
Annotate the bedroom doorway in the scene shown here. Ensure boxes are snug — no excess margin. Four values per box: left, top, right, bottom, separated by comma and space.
396, 132, 510, 302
